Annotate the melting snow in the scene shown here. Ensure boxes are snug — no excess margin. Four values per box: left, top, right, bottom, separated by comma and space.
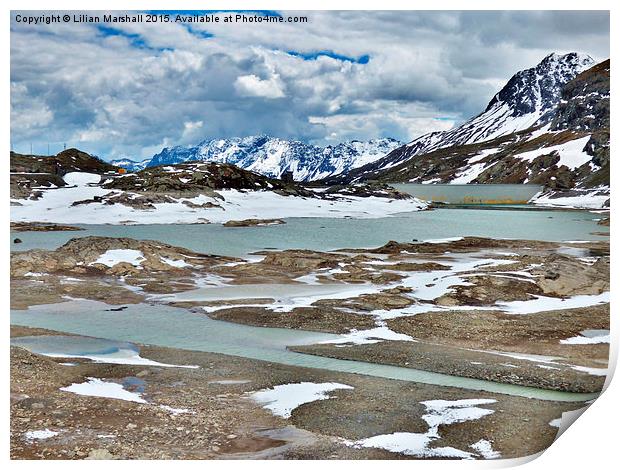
319, 326, 414, 345
560, 330, 610, 345
496, 292, 609, 315
63, 172, 101, 186
24, 429, 59, 441
11, 185, 427, 225
570, 366, 608, 376
532, 189, 609, 209
249, 382, 353, 418
160, 257, 192, 268
470, 439, 501, 459
350, 398, 496, 459
41, 347, 198, 369
91, 249, 145, 268
60, 377, 147, 403
512, 136, 592, 170
159, 405, 194, 415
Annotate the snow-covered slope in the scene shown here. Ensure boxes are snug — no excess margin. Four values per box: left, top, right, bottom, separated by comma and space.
335, 53, 596, 181
10, 157, 426, 225
146, 136, 402, 181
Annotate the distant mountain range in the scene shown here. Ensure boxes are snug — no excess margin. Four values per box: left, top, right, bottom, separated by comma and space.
113, 137, 403, 181
111, 52, 609, 208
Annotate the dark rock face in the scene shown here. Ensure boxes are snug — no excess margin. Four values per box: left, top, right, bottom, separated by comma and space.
552, 59, 610, 133
551, 60, 610, 189
487, 52, 594, 122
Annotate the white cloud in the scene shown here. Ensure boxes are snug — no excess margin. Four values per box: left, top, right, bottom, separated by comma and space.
182, 120, 204, 137
9, 10, 609, 159
234, 74, 286, 99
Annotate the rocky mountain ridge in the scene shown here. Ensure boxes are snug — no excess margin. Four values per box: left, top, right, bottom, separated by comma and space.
116, 136, 403, 182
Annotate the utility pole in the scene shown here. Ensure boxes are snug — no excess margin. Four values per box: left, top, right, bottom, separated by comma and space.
48, 143, 50, 156
30, 143, 33, 155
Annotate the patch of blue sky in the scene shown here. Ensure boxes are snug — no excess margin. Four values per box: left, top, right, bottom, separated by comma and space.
97, 25, 173, 51
181, 24, 214, 39
287, 50, 370, 64
97, 25, 148, 48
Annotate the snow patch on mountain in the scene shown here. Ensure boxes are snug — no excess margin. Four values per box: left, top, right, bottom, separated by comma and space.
512, 136, 592, 170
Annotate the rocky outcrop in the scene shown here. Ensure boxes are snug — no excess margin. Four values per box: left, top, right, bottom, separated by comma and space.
532, 254, 609, 296
10, 149, 120, 200
321, 183, 411, 200
10, 236, 237, 277
101, 162, 314, 198
10, 222, 84, 232
223, 219, 285, 227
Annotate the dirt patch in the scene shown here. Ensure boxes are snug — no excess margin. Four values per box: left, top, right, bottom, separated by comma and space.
207, 306, 376, 334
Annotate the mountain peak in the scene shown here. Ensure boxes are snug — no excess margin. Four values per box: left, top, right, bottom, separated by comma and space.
485, 52, 595, 118
539, 52, 594, 68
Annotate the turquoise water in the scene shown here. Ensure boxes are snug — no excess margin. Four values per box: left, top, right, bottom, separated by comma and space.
10, 208, 607, 257
11, 300, 598, 402
393, 184, 543, 204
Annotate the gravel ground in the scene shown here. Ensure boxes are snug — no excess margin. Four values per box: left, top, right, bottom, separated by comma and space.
11, 326, 586, 460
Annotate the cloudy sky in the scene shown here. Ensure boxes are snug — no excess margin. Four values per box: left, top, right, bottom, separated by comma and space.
10, 10, 609, 160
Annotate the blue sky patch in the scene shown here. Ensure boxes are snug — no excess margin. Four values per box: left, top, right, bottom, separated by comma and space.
287, 50, 370, 64
97, 25, 149, 49
181, 24, 214, 39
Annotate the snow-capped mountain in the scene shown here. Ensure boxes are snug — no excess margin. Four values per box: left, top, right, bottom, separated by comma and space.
335, 53, 595, 180
328, 56, 609, 208
145, 136, 403, 181
110, 158, 151, 172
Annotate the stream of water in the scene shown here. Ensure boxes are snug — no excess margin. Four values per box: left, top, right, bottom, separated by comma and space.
11, 300, 599, 402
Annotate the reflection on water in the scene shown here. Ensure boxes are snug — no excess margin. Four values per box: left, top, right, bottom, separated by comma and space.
11, 300, 598, 402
